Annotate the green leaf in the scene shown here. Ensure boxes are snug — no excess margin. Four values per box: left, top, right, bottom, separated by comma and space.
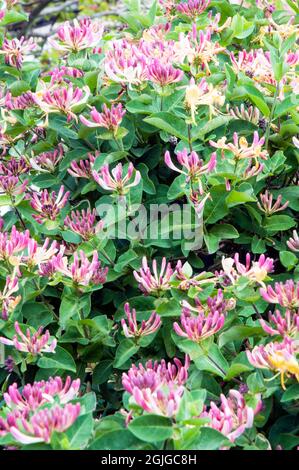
37, 346, 76, 373
113, 339, 139, 368
128, 414, 173, 443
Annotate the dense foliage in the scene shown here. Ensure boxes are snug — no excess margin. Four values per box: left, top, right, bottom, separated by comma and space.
0, 0, 298, 451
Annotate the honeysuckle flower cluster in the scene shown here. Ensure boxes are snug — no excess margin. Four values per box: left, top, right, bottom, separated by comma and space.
31, 145, 64, 173
121, 302, 161, 339
3, 376, 80, 412
0, 0, 298, 451
33, 85, 90, 123
176, 0, 211, 18
9, 403, 81, 444
287, 231, 299, 252
0, 322, 57, 355
210, 131, 268, 165
122, 356, 190, 417
247, 338, 299, 389
0, 275, 21, 320
92, 162, 141, 196
260, 309, 299, 338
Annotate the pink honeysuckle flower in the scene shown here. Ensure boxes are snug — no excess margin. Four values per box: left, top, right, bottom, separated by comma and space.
31, 144, 64, 173
80, 103, 126, 133
0, 275, 21, 320
23, 238, 59, 268
287, 230, 299, 252
181, 289, 236, 316
174, 25, 225, 74
260, 309, 299, 338
147, 59, 183, 86
189, 187, 211, 215
173, 290, 233, 342
47, 66, 84, 84
10, 403, 81, 444
176, 0, 211, 18
92, 162, 141, 196
122, 355, 190, 417
33, 84, 90, 122
0, 175, 28, 197
0, 36, 36, 69
139, 37, 176, 64
165, 148, 216, 188
142, 22, 172, 42
30, 186, 70, 224
48, 17, 103, 53
210, 131, 268, 163
0, 226, 30, 264
229, 49, 256, 75
3, 377, 80, 412
174, 259, 218, 291
0, 157, 29, 176
48, 249, 108, 287
257, 190, 289, 216
68, 153, 96, 179
220, 253, 274, 287
260, 280, 299, 310
121, 302, 161, 339
133, 256, 174, 295
199, 389, 262, 444
0, 321, 57, 355
246, 337, 299, 389
173, 308, 225, 342
64, 208, 104, 241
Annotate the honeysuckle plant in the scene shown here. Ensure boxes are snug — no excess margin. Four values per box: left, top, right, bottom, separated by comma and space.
0, 0, 298, 451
